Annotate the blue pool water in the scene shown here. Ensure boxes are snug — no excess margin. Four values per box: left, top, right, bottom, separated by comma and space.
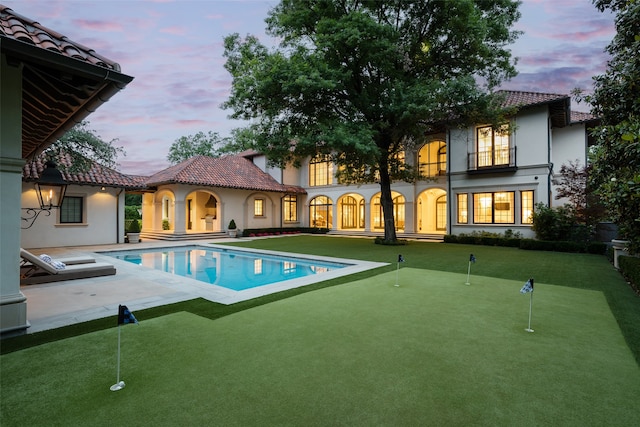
105, 246, 348, 291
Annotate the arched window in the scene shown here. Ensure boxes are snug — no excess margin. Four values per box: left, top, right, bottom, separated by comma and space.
341, 196, 358, 229
418, 141, 447, 177
310, 196, 333, 229
436, 194, 447, 230
372, 194, 405, 230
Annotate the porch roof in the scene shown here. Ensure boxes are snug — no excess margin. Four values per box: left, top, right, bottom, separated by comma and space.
145, 155, 306, 194
0, 5, 134, 159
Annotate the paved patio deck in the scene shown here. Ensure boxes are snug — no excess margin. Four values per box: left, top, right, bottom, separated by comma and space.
20, 238, 386, 333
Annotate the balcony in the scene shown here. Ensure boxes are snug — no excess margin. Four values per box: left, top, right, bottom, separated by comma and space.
467, 147, 517, 174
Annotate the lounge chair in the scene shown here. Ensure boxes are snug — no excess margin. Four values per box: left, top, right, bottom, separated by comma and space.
20, 248, 116, 285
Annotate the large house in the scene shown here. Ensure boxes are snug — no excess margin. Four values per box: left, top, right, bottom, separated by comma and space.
21, 89, 597, 248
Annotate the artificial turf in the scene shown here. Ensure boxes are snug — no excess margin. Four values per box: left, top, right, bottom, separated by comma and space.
1, 268, 638, 426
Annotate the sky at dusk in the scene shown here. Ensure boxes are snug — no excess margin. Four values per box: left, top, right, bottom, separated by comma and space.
5, 0, 615, 175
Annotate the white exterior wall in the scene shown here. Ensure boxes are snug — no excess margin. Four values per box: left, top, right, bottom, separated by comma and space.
21, 184, 125, 249
550, 123, 588, 205
448, 106, 556, 238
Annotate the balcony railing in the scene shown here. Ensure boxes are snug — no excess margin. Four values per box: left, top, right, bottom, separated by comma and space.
467, 147, 517, 172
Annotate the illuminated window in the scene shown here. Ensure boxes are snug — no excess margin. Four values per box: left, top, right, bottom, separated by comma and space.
309, 156, 334, 186
521, 191, 534, 224
373, 195, 405, 230
477, 125, 510, 167
436, 195, 447, 230
457, 193, 468, 224
254, 199, 264, 216
341, 196, 360, 229
283, 195, 298, 222
473, 192, 514, 224
418, 141, 447, 177
310, 196, 333, 228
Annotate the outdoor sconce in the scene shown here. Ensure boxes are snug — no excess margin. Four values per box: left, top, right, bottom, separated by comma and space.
21, 161, 68, 229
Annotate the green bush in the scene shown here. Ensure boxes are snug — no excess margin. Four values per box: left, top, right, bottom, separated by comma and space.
531, 203, 576, 241
127, 219, 140, 233
374, 236, 409, 246
241, 227, 330, 237
162, 219, 170, 230
125, 205, 141, 220
619, 256, 640, 292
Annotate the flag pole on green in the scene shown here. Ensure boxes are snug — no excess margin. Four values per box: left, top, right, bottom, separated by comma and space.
110, 304, 138, 392
520, 278, 534, 333
395, 254, 404, 287
465, 254, 476, 285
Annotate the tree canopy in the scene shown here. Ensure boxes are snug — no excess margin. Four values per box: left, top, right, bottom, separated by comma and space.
45, 121, 123, 173
167, 131, 226, 164
223, 0, 521, 241
585, 0, 640, 253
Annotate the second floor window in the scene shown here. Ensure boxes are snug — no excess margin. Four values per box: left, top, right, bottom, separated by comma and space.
309, 156, 333, 186
418, 141, 447, 177
477, 125, 510, 167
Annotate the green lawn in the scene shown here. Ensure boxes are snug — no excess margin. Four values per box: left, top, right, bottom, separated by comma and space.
2, 236, 639, 426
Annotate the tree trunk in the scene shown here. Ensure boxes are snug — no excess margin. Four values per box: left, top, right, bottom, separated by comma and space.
378, 164, 397, 242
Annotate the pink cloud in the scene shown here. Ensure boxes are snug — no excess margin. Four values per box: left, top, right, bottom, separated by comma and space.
71, 19, 124, 32
160, 26, 187, 36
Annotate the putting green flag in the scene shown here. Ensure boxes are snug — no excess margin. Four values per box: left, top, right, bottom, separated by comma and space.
520, 278, 534, 294
117, 305, 138, 325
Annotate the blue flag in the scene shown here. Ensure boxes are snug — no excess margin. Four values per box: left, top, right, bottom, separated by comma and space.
520, 279, 534, 294
398, 254, 404, 263
117, 304, 138, 325
469, 254, 476, 263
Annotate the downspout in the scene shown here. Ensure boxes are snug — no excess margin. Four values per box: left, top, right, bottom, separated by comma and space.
116, 188, 123, 243
547, 116, 554, 207
447, 128, 452, 236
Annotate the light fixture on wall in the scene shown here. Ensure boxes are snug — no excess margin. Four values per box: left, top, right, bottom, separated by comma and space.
21, 161, 68, 229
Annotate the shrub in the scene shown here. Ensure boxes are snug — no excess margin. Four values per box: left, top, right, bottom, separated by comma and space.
228, 219, 237, 230
531, 203, 576, 241
162, 219, 170, 230
127, 219, 140, 233
125, 205, 141, 220
619, 256, 640, 294
374, 237, 408, 246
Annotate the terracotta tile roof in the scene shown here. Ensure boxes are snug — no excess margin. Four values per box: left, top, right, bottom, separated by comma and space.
145, 155, 306, 194
0, 5, 122, 72
497, 90, 569, 108
23, 154, 146, 190
497, 90, 570, 127
570, 111, 598, 124
1, 5, 133, 159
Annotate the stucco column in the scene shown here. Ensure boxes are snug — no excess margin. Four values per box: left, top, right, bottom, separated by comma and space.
0, 54, 28, 335
173, 200, 186, 233
403, 201, 415, 233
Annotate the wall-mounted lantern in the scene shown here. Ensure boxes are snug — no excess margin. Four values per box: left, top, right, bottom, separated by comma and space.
21, 161, 68, 229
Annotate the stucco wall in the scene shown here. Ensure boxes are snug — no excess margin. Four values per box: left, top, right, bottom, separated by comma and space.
21, 184, 124, 249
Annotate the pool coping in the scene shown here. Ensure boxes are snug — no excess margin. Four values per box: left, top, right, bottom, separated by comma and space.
97, 243, 388, 305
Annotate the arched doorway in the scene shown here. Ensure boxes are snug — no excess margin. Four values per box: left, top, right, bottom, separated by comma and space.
371, 192, 405, 231
309, 196, 333, 229
185, 190, 220, 232
416, 188, 447, 234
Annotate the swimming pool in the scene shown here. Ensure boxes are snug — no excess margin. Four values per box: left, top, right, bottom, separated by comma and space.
105, 245, 349, 291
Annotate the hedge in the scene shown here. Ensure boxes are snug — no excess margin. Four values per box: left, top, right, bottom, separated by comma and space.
619, 256, 640, 293
241, 227, 330, 237
445, 235, 607, 255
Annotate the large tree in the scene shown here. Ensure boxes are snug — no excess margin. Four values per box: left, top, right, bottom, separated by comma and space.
585, 0, 640, 253
167, 131, 227, 164
223, 0, 520, 242
44, 121, 123, 173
